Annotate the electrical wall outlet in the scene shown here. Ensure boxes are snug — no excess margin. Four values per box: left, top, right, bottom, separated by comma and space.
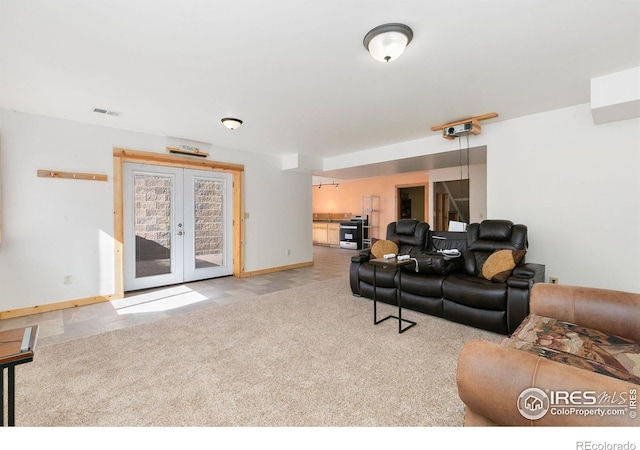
63, 275, 73, 284
286, 249, 291, 256
549, 277, 559, 284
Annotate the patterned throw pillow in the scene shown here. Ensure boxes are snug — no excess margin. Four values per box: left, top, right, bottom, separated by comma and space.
479, 249, 526, 282
505, 314, 640, 383
502, 339, 640, 384
370, 239, 399, 259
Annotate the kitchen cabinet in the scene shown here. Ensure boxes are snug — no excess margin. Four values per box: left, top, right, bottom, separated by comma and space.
313, 222, 340, 246
327, 223, 340, 246
313, 223, 329, 244
312, 212, 350, 247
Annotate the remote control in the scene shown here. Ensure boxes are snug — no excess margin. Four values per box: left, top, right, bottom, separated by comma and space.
397, 255, 410, 261
383, 253, 396, 259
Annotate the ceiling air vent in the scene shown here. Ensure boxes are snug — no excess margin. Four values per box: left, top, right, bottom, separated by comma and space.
93, 107, 122, 117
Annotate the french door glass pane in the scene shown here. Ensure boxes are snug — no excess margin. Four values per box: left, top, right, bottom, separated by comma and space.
134, 173, 172, 278
193, 178, 224, 269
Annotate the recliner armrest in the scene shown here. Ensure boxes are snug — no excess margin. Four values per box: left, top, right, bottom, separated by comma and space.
506, 276, 532, 289
530, 284, 640, 341
512, 262, 545, 283
457, 340, 638, 426
351, 249, 371, 264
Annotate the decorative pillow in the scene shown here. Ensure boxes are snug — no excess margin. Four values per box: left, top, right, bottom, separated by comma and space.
370, 239, 399, 259
502, 338, 640, 385
478, 249, 526, 282
505, 314, 640, 383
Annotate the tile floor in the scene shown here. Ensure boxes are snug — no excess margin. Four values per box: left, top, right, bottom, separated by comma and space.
0, 246, 357, 347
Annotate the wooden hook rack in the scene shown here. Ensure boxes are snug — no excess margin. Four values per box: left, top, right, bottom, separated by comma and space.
37, 170, 108, 182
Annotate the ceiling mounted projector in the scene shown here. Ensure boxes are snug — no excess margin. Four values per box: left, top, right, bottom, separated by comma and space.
445, 122, 472, 137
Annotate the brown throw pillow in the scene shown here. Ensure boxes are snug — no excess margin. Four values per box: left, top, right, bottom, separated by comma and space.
479, 249, 526, 282
370, 239, 399, 259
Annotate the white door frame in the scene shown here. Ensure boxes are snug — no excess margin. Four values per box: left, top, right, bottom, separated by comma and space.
123, 163, 234, 291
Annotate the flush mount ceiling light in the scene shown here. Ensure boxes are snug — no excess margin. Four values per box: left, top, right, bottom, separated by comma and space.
363, 23, 413, 62
221, 117, 243, 130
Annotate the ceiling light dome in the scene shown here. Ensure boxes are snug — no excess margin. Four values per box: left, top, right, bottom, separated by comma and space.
221, 117, 243, 130
363, 23, 413, 63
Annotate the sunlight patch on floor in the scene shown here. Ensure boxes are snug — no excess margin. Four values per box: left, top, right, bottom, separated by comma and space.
111, 285, 208, 314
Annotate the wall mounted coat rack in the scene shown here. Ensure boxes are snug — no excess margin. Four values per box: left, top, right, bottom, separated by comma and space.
37, 170, 108, 182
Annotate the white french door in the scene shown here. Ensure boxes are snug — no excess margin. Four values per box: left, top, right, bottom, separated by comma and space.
123, 163, 233, 291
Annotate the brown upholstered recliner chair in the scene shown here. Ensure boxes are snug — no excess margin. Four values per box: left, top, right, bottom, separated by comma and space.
456, 283, 640, 426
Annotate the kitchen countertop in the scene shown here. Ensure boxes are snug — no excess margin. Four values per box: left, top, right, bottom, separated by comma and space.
313, 212, 351, 222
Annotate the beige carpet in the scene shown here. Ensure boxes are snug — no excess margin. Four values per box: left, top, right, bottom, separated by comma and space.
14, 276, 500, 426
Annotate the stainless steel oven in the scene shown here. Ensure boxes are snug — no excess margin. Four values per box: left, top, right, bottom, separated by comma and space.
339, 216, 367, 250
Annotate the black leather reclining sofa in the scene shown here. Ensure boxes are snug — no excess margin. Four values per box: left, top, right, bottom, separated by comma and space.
349, 219, 546, 335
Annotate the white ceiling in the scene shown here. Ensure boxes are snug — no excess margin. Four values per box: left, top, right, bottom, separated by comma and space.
1, 1, 639, 165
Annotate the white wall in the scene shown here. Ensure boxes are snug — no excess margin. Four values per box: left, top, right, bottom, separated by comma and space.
242, 152, 313, 269
487, 104, 640, 292
0, 109, 312, 311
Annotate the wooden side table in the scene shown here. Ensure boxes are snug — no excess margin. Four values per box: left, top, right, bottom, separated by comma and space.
0, 325, 38, 426
369, 257, 416, 333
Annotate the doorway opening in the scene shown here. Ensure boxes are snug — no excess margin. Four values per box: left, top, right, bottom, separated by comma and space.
113, 148, 244, 300
396, 185, 426, 222
433, 179, 469, 231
